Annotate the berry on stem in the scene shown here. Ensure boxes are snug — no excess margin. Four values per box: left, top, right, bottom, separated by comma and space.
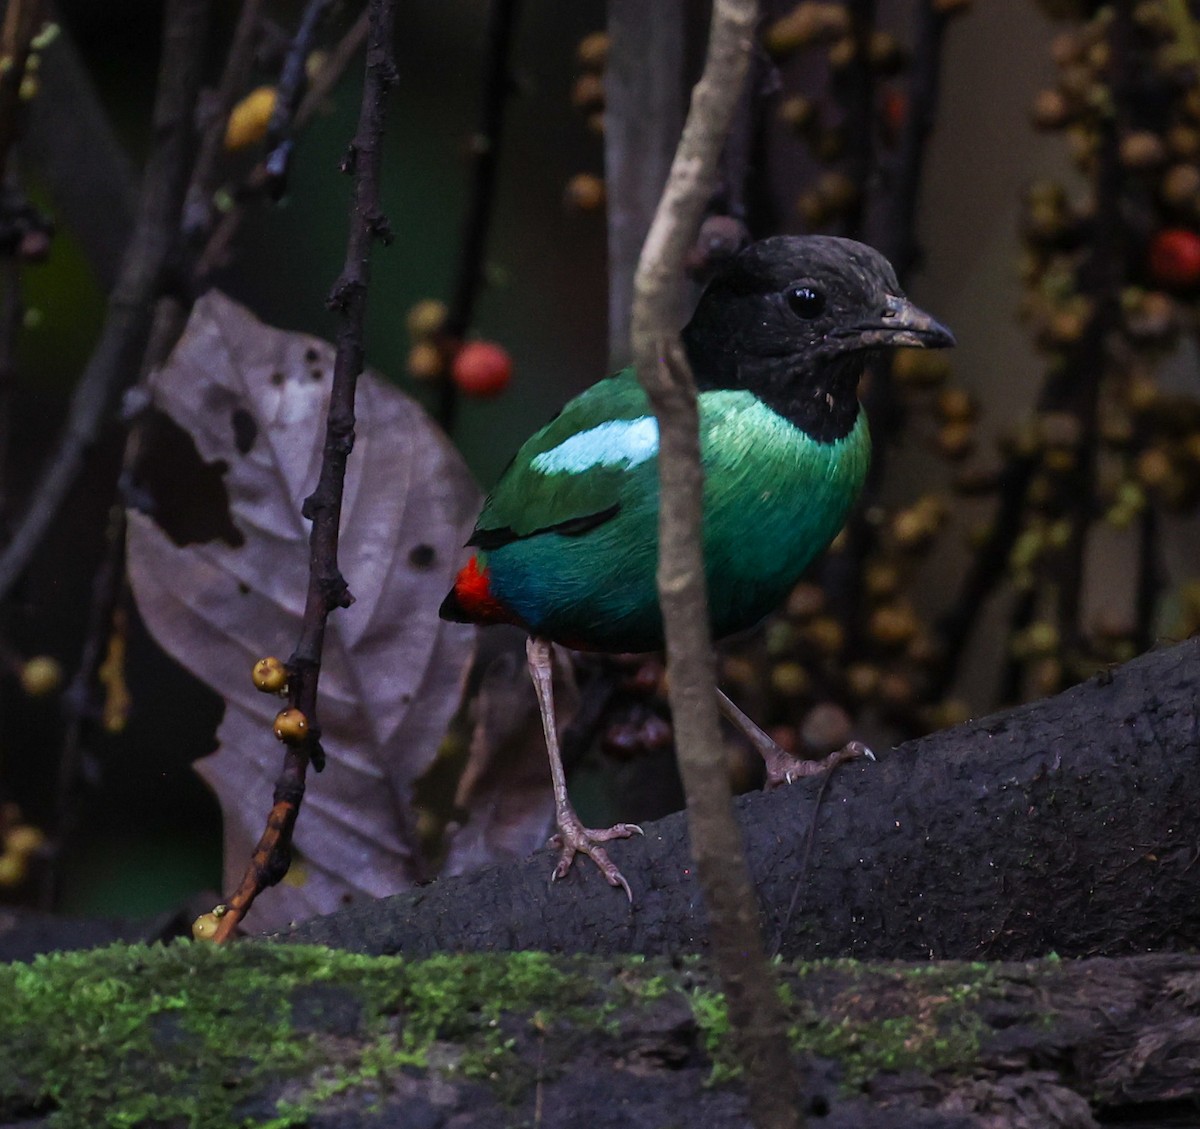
273, 707, 309, 745
452, 341, 513, 398
252, 656, 288, 694
1148, 228, 1200, 289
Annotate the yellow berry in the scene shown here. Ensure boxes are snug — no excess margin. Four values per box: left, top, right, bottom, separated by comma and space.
251, 656, 288, 694
407, 341, 445, 381
20, 655, 62, 697
770, 661, 811, 699
273, 707, 309, 745
224, 85, 277, 151
405, 298, 448, 340
192, 907, 226, 942
5, 824, 46, 856
0, 850, 28, 887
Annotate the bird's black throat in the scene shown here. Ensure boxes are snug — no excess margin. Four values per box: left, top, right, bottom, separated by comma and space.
685, 331, 866, 445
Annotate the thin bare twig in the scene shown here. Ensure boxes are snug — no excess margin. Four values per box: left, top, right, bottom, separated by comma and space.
436, 0, 522, 434
182, 0, 266, 240
213, 0, 398, 942
0, 0, 209, 607
631, 3, 803, 1127
195, 10, 370, 280
21, 20, 138, 293
262, 0, 333, 197
0, 0, 45, 188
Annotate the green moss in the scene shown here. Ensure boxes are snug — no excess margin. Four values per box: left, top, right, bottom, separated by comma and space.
0, 944, 1011, 1125
0, 943, 587, 1129
786, 962, 994, 1089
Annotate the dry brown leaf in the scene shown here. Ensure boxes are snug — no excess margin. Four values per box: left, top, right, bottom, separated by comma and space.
127, 291, 479, 932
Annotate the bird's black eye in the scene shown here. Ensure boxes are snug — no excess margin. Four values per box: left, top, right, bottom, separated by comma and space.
787, 286, 826, 319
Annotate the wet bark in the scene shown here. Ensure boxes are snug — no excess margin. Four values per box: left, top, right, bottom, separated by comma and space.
282, 636, 1200, 962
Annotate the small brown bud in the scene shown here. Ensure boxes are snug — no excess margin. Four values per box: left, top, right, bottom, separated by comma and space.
575, 31, 610, 70
845, 663, 880, 700
785, 582, 825, 620
1162, 163, 1200, 208
800, 702, 852, 752
1030, 88, 1071, 130
869, 603, 920, 648
563, 172, 605, 212
1120, 131, 1166, 169
802, 616, 844, 656
570, 72, 605, 112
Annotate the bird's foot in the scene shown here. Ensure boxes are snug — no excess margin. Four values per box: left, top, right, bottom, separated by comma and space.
763, 739, 875, 790
548, 813, 644, 900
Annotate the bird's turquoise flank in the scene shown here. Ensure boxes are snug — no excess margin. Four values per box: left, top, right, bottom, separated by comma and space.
472, 370, 870, 653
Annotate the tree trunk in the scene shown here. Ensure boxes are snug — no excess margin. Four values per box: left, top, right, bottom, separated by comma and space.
281, 636, 1200, 962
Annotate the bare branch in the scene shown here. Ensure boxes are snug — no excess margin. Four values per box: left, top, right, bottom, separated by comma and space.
0, 0, 209, 605
630, 3, 804, 1127
436, 0, 522, 434
213, 0, 398, 942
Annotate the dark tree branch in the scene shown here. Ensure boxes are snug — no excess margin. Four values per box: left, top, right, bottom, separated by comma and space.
262, 0, 332, 197
1054, 0, 1130, 659
281, 636, 1200, 964
0, 0, 209, 606
194, 10, 370, 281
630, 4, 802, 1128
212, 0, 398, 943
873, 0, 951, 277
182, 0, 266, 240
436, 0, 522, 435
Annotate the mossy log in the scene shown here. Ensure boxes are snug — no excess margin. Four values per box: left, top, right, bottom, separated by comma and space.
2, 943, 1200, 1129
281, 637, 1200, 962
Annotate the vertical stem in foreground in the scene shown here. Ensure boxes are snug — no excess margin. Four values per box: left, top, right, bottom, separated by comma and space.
630, 3, 801, 1127
212, 0, 397, 942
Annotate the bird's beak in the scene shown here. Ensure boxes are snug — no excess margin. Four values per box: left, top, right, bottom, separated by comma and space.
835, 294, 956, 350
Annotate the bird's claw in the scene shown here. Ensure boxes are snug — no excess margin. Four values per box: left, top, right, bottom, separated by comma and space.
764, 739, 876, 789
548, 819, 643, 901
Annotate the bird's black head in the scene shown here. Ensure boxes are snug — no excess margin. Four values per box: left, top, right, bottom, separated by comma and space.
682, 235, 955, 443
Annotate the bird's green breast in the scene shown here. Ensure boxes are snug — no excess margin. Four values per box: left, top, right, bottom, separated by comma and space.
476, 375, 870, 652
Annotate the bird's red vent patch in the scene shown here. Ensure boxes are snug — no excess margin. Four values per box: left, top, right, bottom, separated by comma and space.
452, 555, 518, 626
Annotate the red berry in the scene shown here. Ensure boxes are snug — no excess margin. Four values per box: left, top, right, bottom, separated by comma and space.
451, 341, 513, 398
1148, 228, 1200, 289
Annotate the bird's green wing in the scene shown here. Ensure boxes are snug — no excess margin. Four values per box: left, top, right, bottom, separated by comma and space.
471, 368, 656, 548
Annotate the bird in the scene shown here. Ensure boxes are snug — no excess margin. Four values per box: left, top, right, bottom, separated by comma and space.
440, 234, 955, 897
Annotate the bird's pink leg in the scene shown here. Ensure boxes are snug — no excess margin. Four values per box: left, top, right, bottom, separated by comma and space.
716, 687, 874, 788
527, 636, 643, 899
